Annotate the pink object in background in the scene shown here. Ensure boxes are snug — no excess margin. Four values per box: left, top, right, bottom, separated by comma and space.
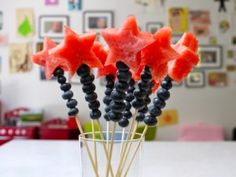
178, 123, 224, 141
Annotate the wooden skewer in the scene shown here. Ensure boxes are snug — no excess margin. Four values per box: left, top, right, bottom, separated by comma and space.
122, 125, 148, 177
116, 127, 126, 175
96, 120, 115, 177
117, 122, 138, 176
92, 120, 98, 172
105, 122, 117, 177
75, 116, 99, 177
115, 111, 137, 177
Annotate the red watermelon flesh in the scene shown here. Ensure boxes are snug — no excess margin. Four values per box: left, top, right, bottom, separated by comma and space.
174, 32, 198, 53
101, 16, 154, 73
50, 26, 102, 77
92, 42, 117, 78
168, 47, 199, 82
141, 27, 179, 82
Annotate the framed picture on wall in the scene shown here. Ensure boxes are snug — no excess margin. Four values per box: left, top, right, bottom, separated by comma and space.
146, 22, 163, 34
83, 11, 114, 33
185, 71, 205, 88
197, 45, 223, 69
39, 15, 70, 39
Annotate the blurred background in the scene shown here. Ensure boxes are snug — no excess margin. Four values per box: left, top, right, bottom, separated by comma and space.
0, 0, 236, 143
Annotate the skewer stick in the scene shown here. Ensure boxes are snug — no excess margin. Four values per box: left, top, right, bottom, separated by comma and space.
115, 111, 137, 177
106, 121, 110, 149
105, 123, 117, 177
75, 116, 99, 177
116, 127, 126, 175
92, 120, 98, 172
122, 125, 148, 177
96, 120, 115, 177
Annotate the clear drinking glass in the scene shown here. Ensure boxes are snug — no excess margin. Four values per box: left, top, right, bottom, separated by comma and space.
78, 131, 144, 177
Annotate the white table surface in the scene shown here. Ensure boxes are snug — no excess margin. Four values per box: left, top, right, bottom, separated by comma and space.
0, 140, 236, 177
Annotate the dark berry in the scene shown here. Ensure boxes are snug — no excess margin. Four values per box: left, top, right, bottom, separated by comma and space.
80, 75, 95, 85
88, 100, 100, 109
105, 88, 113, 95
103, 96, 112, 105
53, 68, 64, 76
129, 79, 135, 86
157, 88, 170, 101
136, 112, 145, 122
149, 106, 162, 117
133, 90, 146, 99
138, 82, 149, 91
116, 61, 129, 71
126, 93, 134, 102
153, 98, 166, 109
165, 75, 172, 82
68, 108, 79, 116
144, 115, 157, 126
104, 114, 110, 121
111, 90, 126, 101
109, 112, 123, 122
105, 107, 110, 113
132, 99, 145, 110
106, 74, 115, 81
161, 80, 172, 90
115, 82, 129, 92
57, 76, 66, 84
62, 91, 73, 100
117, 72, 131, 82
110, 101, 126, 113
118, 118, 129, 127
145, 97, 151, 105
60, 83, 71, 91
139, 106, 148, 113
123, 111, 132, 119
85, 93, 98, 102
141, 73, 152, 82
77, 64, 90, 77
66, 99, 78, 108
90, 109, 101, 119
125, 102, 131, 110
82, 84, 96, 94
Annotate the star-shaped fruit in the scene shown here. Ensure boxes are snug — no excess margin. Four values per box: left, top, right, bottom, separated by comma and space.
101, 16, 154, 73
168, 33, 199, 82
141, 27, 179, 83
92, 42, 117, 78
50, 26, 103, 77
32, 37, 69, 79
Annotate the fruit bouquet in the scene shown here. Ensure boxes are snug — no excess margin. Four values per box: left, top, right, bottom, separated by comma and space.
32, 16, 199, 177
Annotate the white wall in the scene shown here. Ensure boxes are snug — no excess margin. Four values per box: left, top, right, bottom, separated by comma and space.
0, 0, 236, 140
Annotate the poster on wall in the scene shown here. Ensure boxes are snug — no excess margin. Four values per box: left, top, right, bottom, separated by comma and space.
0, 11, 3, 30
68, 0, 82, 11
16, 8, 34, 37
208, 72, 228, 87
168, 7, 189, 33
190, 10, 210, 37
217, 14, 231, 34
45, 0, 59, 6
0, 33, 8, 46
9, 43, 32, 73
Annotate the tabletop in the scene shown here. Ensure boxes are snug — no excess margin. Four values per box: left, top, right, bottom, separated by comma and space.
0, 140, 236, 177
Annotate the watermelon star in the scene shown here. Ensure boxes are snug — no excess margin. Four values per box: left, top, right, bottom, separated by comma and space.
101, 16, 154, 73
50, 26, 103, 77
168, 32, 200, 83
92, 42, 117, 78
141, 27, 179, 83
32, 37, 69, 79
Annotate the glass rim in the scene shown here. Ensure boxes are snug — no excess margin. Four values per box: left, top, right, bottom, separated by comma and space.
79, 131, 144, 143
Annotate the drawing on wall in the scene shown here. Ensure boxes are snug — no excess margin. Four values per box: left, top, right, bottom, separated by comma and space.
208, 72, 228, 87
219, 19, 230, 33
214, 0, 229, 12
226, 65, 236, 72
146, 22, 163, 34
83, 11, 114, 33
209, 36, 218, 45
185, 71, 205, 88
0, 11, 3, 30
190, 10, 210, 37
9, 43, 32, 73
16, 8, 34, 37
158, 109, 179, 127
227, 49, 236, 61
232, 36, 236, 45
68, 0, 82, 11
39, 15, 69, 39
0, 33, 8, 46
45, 0, 59, 6
168, 7, 189, 33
